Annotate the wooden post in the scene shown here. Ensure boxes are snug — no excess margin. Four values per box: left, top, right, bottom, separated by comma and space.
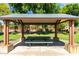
2, 21, 14, 53
67, 20, 75, 53
6, 21, 9, 45
3, 21, 9, 45
69, 20, 74, 46
3, 21, 7, 45
21, 23, 24, 40
53, 24, 59, 41
55, 24, 57, 38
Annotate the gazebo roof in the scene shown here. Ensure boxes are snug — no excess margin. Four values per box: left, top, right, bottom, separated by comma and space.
0, 14, 78, 24
0, 14, 78, 18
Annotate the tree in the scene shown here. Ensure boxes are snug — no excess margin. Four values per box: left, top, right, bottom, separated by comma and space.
9, 3, 60, 14
0, 4, 11, 32
0, 3, 11, 16
60, 4, 79, 27
43, 3, 60, 13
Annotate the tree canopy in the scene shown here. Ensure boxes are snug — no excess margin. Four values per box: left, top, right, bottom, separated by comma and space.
9, 3, 60, 14
60, 4, 79, 27
60, 4, 79, 16
0, 3, 11, 16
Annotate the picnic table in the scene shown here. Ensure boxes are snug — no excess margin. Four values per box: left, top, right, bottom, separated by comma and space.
24, 36, 53, 46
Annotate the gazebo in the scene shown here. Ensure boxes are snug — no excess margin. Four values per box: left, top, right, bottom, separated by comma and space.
0, 14, 79, 53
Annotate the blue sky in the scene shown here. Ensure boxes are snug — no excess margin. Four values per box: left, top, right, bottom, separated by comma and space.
59, 3, 67, 8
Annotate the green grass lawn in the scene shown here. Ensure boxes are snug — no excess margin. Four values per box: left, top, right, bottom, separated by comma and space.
0, 33, 21, 41
0, 32, 79, 44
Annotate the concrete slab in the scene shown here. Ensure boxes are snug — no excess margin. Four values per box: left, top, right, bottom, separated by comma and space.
8, 46, 70, 56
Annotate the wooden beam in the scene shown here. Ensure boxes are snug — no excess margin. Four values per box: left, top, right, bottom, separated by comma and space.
3, 19, 21, 24
56, 20, 61, 24
23, 23, 55, 25
59, 20, 69, 24
3, 19, 16, 22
